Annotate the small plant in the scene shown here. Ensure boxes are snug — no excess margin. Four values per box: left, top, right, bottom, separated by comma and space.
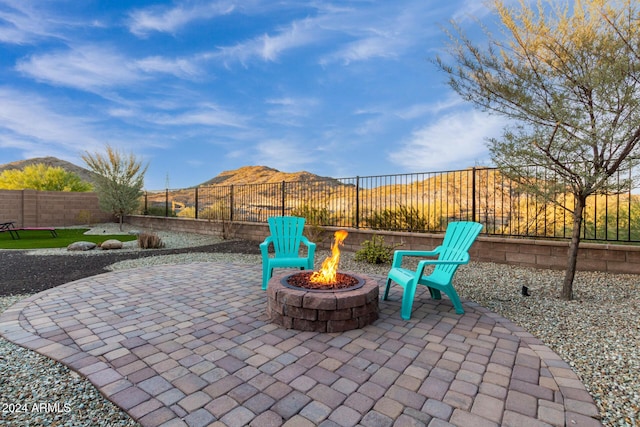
303, 223, 327, 245
75, 209, 97, 225
354, 235, 401, 264
137, 232, 165, 249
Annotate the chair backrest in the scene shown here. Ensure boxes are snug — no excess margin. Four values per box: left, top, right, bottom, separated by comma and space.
434, 221, 483, 278
268, 216, 307, 257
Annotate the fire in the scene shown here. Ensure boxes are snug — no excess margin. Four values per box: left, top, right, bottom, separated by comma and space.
310, 230, 348, 286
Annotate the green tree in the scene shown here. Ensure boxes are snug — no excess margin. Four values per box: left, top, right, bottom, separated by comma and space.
435, 0, 640, 299
82, 145, 148, 230
0, 163, 93, 191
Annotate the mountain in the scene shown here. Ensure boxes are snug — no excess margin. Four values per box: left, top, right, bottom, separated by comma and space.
199, 165, 344, 187
146, 165, 353, 214
0, 157, 99, 185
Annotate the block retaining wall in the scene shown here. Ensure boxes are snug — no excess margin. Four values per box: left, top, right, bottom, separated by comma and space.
0, 189, 113, 227
126, 215, 640, 275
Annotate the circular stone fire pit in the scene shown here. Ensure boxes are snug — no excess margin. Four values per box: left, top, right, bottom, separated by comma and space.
266, 271, 379, 332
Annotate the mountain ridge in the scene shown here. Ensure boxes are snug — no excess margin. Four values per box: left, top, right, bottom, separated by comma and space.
0, 158, 341, 189
0, 157, 99, 185
198, 165, 342, 187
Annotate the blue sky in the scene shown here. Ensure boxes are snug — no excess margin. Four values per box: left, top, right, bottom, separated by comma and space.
0, 1, 508, 189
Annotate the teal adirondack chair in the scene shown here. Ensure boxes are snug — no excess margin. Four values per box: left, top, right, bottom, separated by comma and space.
384, 221, 482, 319
260, 216, 316, 290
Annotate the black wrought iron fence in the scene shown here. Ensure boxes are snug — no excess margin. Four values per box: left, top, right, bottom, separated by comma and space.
141, 166, 640, 242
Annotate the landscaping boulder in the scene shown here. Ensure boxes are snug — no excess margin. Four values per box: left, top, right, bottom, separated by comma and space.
67, 241, 97, 251
100, 239, 123, 250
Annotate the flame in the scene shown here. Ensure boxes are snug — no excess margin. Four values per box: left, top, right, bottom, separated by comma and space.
310, 230, 348, 285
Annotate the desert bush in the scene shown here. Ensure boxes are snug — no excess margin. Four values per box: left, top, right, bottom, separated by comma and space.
137, 232, 165, 249
290, 205, 334, 225
290, 205, 337, 244
145, 206, 177, 217
363, 205, 428, 231
354, 235, 401, 264
75, 209, 97, 225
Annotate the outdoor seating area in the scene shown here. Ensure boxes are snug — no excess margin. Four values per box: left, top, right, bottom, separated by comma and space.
0, 261, 602, 426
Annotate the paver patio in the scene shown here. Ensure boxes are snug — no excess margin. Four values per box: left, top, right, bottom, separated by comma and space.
0, 262, 602, 426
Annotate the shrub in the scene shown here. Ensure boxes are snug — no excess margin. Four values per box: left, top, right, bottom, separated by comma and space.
137, 232, 165, 249
144, 206, 177, 217
75, 209, 97, 225
290, 205, 334, 225
363, 205, 428, 231
354, 235, 401, 264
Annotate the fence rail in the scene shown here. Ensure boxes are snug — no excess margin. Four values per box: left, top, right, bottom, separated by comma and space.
142, 166, 640, 243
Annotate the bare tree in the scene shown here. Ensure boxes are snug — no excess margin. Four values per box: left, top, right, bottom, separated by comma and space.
435, 0, 640, 299
82, 145, 148, 231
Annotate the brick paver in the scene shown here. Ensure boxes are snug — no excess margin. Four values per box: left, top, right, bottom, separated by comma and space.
0, 263, 602, 426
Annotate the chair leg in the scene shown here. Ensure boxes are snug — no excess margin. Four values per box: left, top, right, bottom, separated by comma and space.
400, 280, 417, 320
443, 287, 465, 314
383, 278, 392, 300
262, 265, 272, 290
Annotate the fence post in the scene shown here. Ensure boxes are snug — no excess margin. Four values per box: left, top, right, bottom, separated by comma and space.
165, 189, 169, 217
355, 176, 360, 229
194, 187, 199, 219
471, 168, 477, 223
281, 181, 286, 216
229, 185, 234, 222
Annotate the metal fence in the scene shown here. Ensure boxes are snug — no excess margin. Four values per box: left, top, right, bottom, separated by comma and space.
142, 166, 640, 243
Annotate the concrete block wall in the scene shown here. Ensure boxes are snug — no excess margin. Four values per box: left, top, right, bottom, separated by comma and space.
126, 215, 640, 275
0, 189, 113, 227
0, 191, 22, 226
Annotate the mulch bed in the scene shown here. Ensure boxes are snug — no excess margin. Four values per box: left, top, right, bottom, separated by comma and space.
0, 240, 260, 296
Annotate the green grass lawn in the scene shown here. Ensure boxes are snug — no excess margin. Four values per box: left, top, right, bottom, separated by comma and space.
0, 228, 138, 250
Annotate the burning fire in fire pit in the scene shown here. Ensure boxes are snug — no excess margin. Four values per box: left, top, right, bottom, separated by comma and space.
269, 229, 379, 331
310, 230, 348, 287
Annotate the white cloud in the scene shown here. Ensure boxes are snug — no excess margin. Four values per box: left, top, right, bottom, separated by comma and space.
0, 1, 61, 44
390, 110, 506, 171
320, 35, 401, 65
148, 104, 248, 128
396, 95, 464, 120
0, 87, 167, 164
452, 0, 493, 23
318, 1, 440, 66
135, 56, 202, 78
215, 18, 323, 65
252, 139, 313, 171
128, 1, 236, 36
0, 87, 106, 158
15, 44, 207, 95
16, 45, 142, 92
264, 97, 319, 126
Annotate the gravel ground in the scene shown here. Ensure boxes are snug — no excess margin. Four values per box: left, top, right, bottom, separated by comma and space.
1, 224, 639, 426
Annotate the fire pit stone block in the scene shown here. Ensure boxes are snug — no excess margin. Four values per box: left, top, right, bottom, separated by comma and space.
266, 271, 379, 332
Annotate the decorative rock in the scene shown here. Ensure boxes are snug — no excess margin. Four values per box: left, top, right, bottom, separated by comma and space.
100, 239, 123, 250
67, 241, 97, 251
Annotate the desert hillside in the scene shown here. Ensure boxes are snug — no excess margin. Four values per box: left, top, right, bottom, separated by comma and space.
199, 165, 343, 187
0, 157, 99, 185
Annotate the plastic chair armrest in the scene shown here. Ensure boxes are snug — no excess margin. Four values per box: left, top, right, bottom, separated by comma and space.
299, 236, 314, 248
414, 253, 470, 278
259, 236, 274, 257
391, 247, 442, 268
